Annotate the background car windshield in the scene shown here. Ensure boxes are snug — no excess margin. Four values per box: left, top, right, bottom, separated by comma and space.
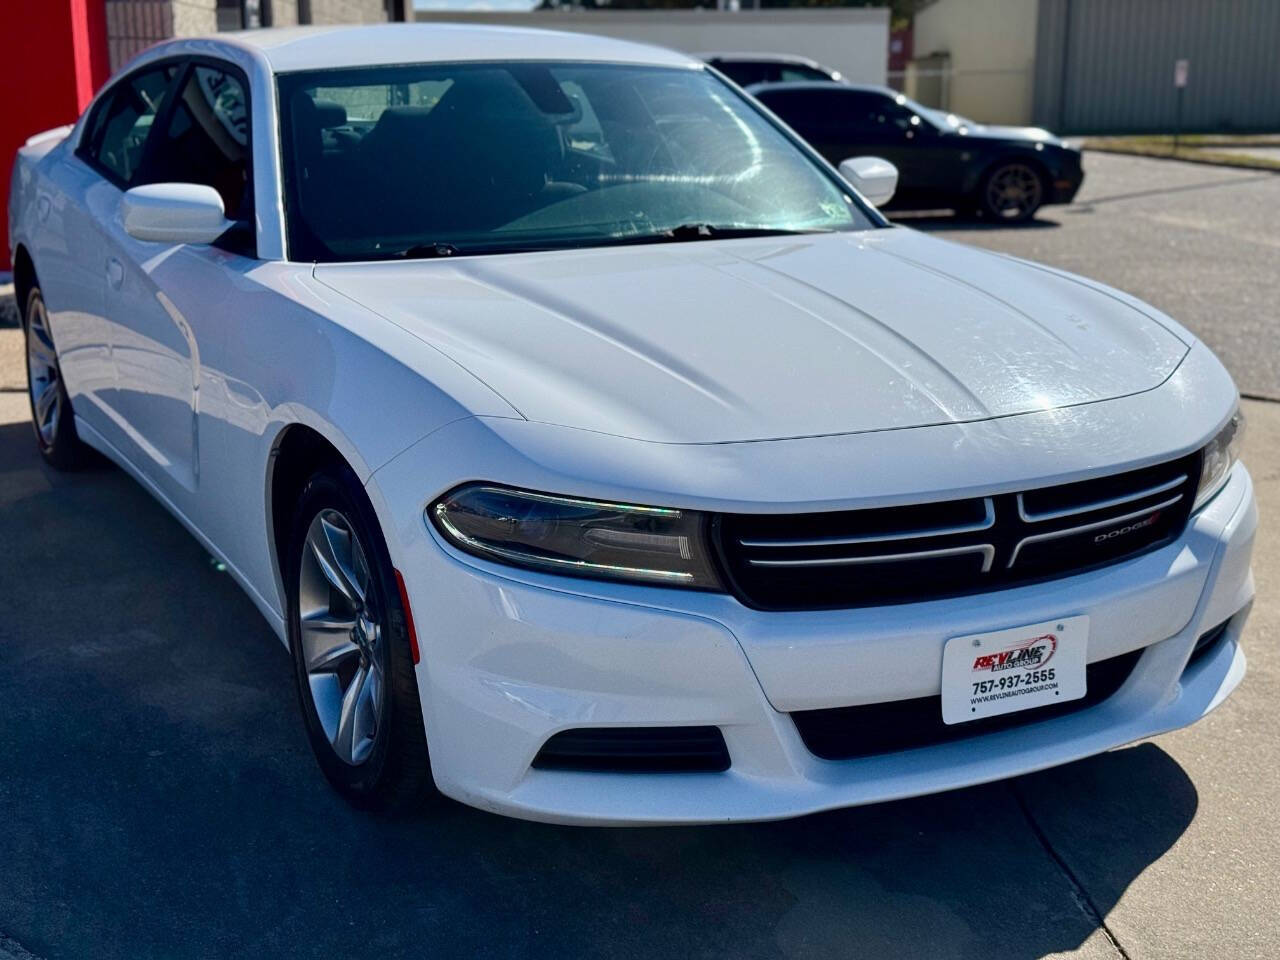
277, 62, 876, 261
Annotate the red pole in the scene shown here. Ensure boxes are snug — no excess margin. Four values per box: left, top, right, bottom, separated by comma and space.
71, 0, 112, 104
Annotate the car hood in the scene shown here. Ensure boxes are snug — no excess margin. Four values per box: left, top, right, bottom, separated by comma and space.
959, 123, 1069, 147
314, 228, 1189, 444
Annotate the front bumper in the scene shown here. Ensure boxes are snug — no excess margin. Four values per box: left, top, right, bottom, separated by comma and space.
376, 462, 1255, 825
1049, 175, 1083, 205
1048, 154, 1085, 205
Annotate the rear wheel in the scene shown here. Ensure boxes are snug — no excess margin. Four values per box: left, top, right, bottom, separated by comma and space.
979, 162, 1045, 223
24, 286, 87, 470
287, 465, 437, 811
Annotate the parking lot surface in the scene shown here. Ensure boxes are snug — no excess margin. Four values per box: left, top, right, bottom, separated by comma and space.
1, 152, 1277, 959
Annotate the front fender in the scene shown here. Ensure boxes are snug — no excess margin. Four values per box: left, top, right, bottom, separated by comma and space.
204, 263, 522, 627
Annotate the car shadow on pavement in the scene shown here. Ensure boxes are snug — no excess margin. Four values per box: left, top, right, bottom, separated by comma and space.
1071, 172, 1279, 210
0, 418, 1197, 960
0, 287, 17, 328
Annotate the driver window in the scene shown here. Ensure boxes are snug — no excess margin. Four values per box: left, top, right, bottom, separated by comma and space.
883, 101, 925, 134
143, 64, 252, 220
866, 96, 925, 135
822, 92, 921, 140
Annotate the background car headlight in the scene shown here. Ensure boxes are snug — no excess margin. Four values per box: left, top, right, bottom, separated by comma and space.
1195, 407, 1245, 509
429, 485, 722, 589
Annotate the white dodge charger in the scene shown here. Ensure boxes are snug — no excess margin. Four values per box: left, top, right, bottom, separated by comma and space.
8, 25, 1255, 824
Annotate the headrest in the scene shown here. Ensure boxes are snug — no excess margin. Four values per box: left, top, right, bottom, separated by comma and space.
312, 99, 347, 129
367, 105, 435, 137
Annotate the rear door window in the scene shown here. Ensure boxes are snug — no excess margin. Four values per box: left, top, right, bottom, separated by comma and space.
80, 65, 177, 186
842, 91, 917, 137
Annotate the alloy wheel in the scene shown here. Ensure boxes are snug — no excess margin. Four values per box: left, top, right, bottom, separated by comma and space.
25, 295, 62, 448
985, 164, 1044, 221
297, 508, 386, 766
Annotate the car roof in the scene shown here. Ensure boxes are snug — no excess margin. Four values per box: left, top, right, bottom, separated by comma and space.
747, 81, 896, 97
206, 23, 698, 74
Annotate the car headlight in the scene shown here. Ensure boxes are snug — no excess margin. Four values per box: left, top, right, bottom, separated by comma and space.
429, 485, 722, 589
1195, 407, 1245, 510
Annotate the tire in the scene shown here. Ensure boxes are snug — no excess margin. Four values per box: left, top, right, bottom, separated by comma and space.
286, 463, 437, 812
23, 286, 87, 470
978, 161, 1046, 223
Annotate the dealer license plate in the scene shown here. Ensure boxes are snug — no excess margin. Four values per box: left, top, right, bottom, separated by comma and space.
940, 616, 1089, 725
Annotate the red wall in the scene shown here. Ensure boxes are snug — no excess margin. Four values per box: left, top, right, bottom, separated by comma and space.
2, 0, 108, 270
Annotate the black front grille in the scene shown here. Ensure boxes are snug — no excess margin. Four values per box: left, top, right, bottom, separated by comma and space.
713, 453, 1200, 611
532, 726, 730, 773
792, 648, 1143, 762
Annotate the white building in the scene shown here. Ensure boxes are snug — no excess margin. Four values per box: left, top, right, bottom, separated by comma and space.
413, 8, 890, 87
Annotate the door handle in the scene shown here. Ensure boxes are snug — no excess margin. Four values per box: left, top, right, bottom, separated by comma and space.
106, 257, 124, 290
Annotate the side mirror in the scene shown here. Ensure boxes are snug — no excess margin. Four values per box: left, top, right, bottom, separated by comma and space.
121, 183, 234, 244
838, 156, 899, 208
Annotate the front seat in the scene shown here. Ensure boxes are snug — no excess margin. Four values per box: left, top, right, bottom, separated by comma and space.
359, 73, 564, 236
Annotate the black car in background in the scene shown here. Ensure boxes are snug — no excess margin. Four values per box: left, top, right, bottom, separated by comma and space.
702, 53, 843, 87
750, 82, 1084, 222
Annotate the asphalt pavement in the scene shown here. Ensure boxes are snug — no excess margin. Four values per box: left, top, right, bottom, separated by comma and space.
1, 152, 1278, 959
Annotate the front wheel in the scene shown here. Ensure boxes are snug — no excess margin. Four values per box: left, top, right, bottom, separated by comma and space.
24, 286, 87, 469
287, 465, 436, 811
978, 162, 1045, 223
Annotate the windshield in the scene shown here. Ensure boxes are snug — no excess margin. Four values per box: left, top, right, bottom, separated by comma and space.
277, 62, 879, 262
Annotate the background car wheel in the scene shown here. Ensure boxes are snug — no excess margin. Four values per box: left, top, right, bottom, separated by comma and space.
23, 286, 87, 470
287, 464, 437, 811
979, 162, 1045, 223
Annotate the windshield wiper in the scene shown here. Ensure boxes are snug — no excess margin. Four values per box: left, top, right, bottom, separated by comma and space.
389, 241, 563, 259
392, 242, 461, 259
384, 226, 826, 260
654, 224, 828, 243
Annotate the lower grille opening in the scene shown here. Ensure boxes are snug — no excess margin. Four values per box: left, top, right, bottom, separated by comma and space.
1186, 620, 1231, 671
792, 648, 1144, 762
532, 726, 730, 773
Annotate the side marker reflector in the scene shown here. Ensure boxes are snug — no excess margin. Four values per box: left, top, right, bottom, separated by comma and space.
393, 568, 421, 664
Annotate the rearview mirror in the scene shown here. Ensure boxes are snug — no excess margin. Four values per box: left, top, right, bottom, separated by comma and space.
121, 183, 234, 244
838, 156, 899, 208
